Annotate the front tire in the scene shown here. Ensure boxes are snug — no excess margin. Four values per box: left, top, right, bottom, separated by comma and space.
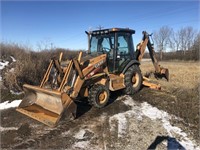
88, 84, 110, 108
124, 65, 142, 95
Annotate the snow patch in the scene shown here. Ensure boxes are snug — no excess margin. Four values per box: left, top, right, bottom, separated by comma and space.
9, 68, 15, 73
74, 129, 86, 140
0, 60, 9, 70
122, 96, 143, 120
109, 113, 128, 138
0, 126, 18, 132
61, 130, 71, 137
10, 90, 23, 95
10, 56, 16, 62
141, 102, 168, 120
0, 57, 16, 81
0, 100, 22, 110
109, 96, 143, 138
0, 60, 9, 81
122, 95, 135, 107
72, 141, 90, 149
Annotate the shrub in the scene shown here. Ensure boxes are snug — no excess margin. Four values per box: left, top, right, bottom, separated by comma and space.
0, 43, 79, 91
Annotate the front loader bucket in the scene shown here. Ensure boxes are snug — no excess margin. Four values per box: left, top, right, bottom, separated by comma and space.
16, 84, 77, 127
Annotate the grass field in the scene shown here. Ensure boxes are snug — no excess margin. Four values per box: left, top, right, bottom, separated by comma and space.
141, 61, 200, 90
139, 61, 200, 140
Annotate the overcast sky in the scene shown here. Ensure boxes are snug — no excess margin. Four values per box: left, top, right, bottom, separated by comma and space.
1, 1, 199, 50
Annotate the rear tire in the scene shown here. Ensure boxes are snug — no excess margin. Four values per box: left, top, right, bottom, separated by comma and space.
88, 84, 110, 108
124, 65, 142, 95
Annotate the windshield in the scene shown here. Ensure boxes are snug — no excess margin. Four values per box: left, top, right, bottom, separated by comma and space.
90, 33, 115, 53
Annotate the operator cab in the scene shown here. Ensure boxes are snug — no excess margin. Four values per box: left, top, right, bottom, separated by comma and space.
87, 28, 136, 73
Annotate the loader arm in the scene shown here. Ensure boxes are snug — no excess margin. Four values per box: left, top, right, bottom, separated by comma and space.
136, 31, 169, 81
70, 53, 107, 98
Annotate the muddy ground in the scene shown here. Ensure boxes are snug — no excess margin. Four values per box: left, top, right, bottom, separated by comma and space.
1, 87, 199, 150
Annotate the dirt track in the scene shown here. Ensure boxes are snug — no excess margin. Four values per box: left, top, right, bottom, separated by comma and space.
1, 88, 199, 150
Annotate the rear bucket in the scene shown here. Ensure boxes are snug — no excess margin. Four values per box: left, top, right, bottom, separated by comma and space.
160, 68, 169, 81
16, 84, 77, 127
154, 68, 169, 81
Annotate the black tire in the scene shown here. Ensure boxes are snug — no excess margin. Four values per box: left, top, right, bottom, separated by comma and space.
124, 65, 142, 95
88, 84, 110, 108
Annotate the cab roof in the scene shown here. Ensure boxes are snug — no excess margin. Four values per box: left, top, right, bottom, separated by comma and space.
88, 28, 135, 35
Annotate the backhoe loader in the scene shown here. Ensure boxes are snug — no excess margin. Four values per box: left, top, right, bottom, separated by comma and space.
17, 28, 169, 127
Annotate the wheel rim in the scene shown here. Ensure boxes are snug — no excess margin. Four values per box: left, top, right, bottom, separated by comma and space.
98, 91, 107, 104
132, 73, 140, 88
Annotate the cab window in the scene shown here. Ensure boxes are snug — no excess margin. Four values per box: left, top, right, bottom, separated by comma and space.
90, 34, 115, 53
117, 34, 130, 55
90, 36, 98, 53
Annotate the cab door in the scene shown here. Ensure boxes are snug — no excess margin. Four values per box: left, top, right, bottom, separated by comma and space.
98, 34, 115, 73
114, 32, 134, 73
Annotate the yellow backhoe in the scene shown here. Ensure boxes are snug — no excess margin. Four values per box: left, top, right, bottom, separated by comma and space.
17, 28, 169, 127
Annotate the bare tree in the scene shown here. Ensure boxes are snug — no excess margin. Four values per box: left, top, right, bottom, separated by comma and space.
191, 31, 200, 60
179, 26, 196, 54
153, 26, 172, 60
170, 29, 182, 51
36, 38, 53, 51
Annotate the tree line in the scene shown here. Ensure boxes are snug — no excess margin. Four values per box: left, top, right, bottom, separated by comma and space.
152, 26, 199, 61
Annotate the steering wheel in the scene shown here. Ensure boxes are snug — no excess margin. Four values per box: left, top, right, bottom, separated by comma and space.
102, 47, 110, 52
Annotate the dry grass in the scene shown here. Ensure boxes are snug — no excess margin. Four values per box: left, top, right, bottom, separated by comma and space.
140, 61, 200, 91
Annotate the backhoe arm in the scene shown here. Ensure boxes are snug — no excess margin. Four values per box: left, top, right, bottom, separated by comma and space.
136, 31, 169, 81
145, 32, 161, 73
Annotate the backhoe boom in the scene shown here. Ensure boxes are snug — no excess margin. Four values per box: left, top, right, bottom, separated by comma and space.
136, 31, 169, 81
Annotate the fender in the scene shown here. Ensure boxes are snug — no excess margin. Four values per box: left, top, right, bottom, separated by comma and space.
122, 60, 140, 74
